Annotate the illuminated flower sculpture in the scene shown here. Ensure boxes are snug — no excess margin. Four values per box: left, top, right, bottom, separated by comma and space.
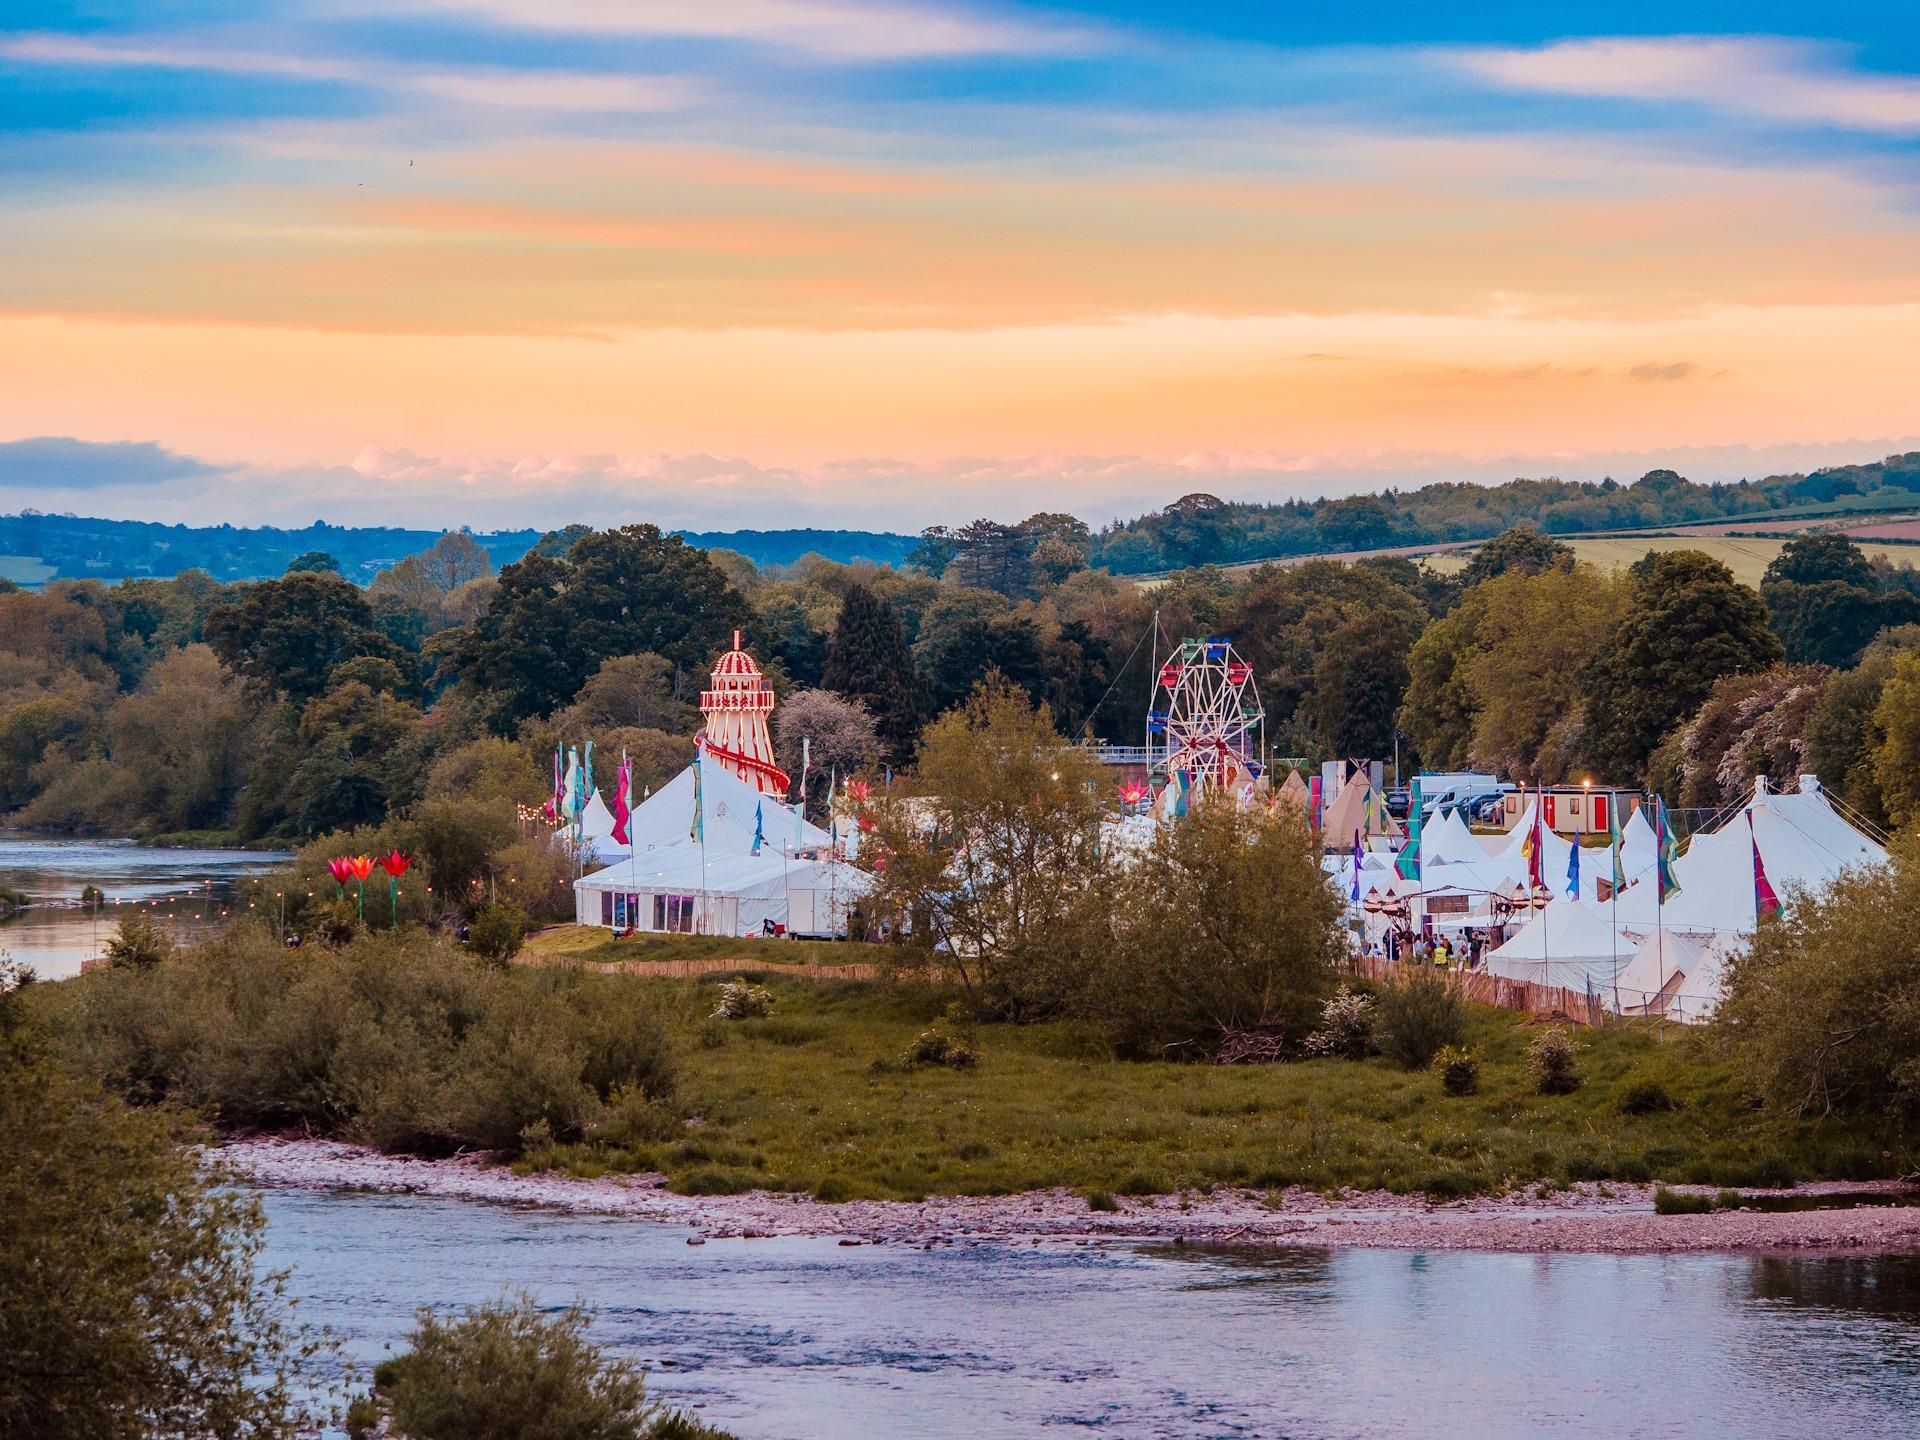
378, 849, 411, 922
326, 857, 354, 896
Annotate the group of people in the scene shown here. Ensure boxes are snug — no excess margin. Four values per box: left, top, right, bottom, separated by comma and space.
1376, 927, 1492, 970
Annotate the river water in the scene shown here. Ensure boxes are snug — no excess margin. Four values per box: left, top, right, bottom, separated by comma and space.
0, 833, 289, 979
264, 1189, 1920, 1440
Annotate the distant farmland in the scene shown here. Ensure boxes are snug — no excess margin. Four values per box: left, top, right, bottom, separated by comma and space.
1427, 534, 1920, 587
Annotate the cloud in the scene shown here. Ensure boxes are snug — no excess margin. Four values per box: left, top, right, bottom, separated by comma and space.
0, 34, 700, 114
1628, 361, 1701, 383
388, 0, 1096, 61
0, 436, 227, 489
1454, 36, 1920, 136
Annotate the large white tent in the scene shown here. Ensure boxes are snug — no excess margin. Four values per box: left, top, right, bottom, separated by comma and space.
1610, 929, 1738, 1022
572, 750, 855, 936
1485, 898, 1633, 990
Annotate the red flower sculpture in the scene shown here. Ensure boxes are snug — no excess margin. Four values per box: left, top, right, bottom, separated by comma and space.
348, 855, 375, 882
326, 857, 354, 885
845, 778, 872, 803
378, 849, 412, 879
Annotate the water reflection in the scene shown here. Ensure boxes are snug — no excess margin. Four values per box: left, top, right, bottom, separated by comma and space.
260, 1190, 1920, 1440
0, 834, 287, 978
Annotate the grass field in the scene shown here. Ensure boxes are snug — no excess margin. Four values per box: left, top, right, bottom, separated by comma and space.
1423, 534, 1920, 587
522, 925, 862, 969
535, 970, 1901, 1203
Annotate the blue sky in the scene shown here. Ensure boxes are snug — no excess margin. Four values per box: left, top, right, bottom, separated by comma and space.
1, 2, 1917, 529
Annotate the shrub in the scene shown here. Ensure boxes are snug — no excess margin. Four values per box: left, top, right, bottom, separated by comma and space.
370, 1292, 721, 1440
1432, 1045, 1480, 1096
1653, 1186, 1715, 1215
902, 1026, 978, 1069
710, 980, 774, 1020
467, 902, 529, 966
104, 914, 172, 971
1527, 1026, 1584, 1095
1085, 1189, 1118, 1212
1618, 1074, 1680, 1115
1374, 966, 1466, 1069
1305, 985, 1376, 1060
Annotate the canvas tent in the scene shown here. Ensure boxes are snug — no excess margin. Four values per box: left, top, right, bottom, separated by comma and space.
1484, 899, 1632, 990
1319, 773, 1401, 848
575, 849, 871, 938
1609, 929, 1736, 1022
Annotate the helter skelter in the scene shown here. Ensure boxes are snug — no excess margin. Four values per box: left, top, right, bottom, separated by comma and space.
1146, 634, 1266, 800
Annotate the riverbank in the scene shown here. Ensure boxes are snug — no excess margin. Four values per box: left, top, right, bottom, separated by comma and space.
222, 1136, 1920, 1255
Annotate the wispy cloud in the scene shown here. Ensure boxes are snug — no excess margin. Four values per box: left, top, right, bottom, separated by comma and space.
388, 0, 1099, 61
0, 33, 700, 114
1455, 36, 1920, 136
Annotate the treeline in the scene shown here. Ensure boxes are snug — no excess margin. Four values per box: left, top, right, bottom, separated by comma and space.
0, 510, 914, 585
1043, 452, 1920, 574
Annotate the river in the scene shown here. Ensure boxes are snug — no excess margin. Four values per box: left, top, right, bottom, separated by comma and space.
0, 833, 290, 979
264, 1189, 1920, 1439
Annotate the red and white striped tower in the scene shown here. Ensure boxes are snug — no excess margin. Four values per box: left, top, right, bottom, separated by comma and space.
699, 631, 790, 797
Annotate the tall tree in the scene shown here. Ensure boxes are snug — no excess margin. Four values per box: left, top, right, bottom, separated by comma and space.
1458, 525, 1573, 587
821, 583, 919, 763
449, 525, 748, 732
205, 571, 410, 703
1581, 550, 1784, 782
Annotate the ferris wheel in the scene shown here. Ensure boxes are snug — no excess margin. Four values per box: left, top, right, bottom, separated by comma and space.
1147, 637, 1266, 792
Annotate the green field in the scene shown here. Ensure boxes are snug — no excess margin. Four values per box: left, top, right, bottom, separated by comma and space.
1423, 534, 1920, 587
533, 968, 1897, 1202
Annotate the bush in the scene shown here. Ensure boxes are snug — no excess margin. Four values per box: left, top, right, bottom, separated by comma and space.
370, 1292, 725, 1440
1084, 804, 1344, 1058
1374, 966, 1466, 1069
710, 980, 774, 1020
1305, 985, 1375, 1059
1717, 840, 1920, 1118
467, 902, 529, 966
901, 1026, 978, 1069
1432, 1045, 1480, 1096
1085, 1189, 1118, 1212
104, 914, 172, 971
1618, 1074, 1680, 1115
1527, 1026, 1584, 1095
58, 928, 679, 1160
1653, 1186, 1715, 1215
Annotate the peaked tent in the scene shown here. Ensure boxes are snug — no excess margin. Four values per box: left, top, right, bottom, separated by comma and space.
1485, 899, 1632, 990
1608, 929, 1735, 1022
575, 849, 872, 937
1276, 769, 1311, 813
623, 750, 832, 860
1319, 776, 1401, 848
1418, 806, 1485, 867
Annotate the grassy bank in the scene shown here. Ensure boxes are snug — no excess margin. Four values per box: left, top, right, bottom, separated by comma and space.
522, 925, 869, 970
546, 971, 1901, 1202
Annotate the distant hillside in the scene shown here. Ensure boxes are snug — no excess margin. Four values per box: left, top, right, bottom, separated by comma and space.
0, 513, 915, 586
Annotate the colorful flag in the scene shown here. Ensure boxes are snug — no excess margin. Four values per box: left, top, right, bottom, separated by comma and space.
1521, 791, 1543, 890
1308, 775, 1322, 829
1394, 776, 1422, 882
1565, 829, 1581, 899
1655, 796, 1681, 902
1609, 795, 1627, 892
551, 743, 564, 817
751, 800, 764, 857
1749, 812, 1781, 919
561, 746, 582, 824
611, 755, 632, 847
1350, 830, 1363, 902
689, 754, 705, 844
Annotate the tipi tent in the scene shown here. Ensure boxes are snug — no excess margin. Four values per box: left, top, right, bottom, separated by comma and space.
1485, 899, 1632, 990
1320, 775, 1401, 848
1609, 929, 1736, 1022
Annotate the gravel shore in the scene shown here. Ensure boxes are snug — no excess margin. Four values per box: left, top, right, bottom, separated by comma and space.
220, 1136, 1920, 1255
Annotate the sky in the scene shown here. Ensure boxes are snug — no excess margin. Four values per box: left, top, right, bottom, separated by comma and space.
2, 2, 1919, 532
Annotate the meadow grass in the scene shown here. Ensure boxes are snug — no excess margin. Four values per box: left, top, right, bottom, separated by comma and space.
522, 925, 858, 969
543, 973, 1900, 1203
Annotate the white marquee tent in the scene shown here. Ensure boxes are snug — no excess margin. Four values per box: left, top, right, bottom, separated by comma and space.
1485, 898, 1634, 990
1609, 929, 1739, 1023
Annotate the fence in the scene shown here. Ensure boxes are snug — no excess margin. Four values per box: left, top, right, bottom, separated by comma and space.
1345, 951, 1606, 1027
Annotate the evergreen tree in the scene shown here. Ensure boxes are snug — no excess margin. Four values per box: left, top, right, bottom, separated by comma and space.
822, 583, 919, 763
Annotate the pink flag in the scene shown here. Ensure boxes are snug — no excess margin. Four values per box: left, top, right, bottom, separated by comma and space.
1749, 813, 1781, 919
611, 757, 632, 847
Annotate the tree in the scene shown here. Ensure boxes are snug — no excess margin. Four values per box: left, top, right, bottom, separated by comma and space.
1763, 533, 1877, 589
912, 589, 1009, 716
1085, 804, 1342, 1058
1804, 628, 1920, 826
0, 966, 321, 1439
368, 1292, 723, 1440
450, 527, 748, 732
1311, 612, 1419, 757
1581, 551, 1784, 781
1646, 665, 1830, 810
867, 680, 1112, 1019
1458, 525, 1573, 587
1717, 839, 1920, 1119
772, 688, 880, 814
285, 550, 340, 574
947, 519, 1033, 598
821, 583, 919, 764
904, 525, 958, 577
1872, 647, 1920, 827
206, 571, 410, 703
549, 654, 697, 735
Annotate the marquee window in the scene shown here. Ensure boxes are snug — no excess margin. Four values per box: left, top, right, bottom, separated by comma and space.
653, 894, 697, 934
